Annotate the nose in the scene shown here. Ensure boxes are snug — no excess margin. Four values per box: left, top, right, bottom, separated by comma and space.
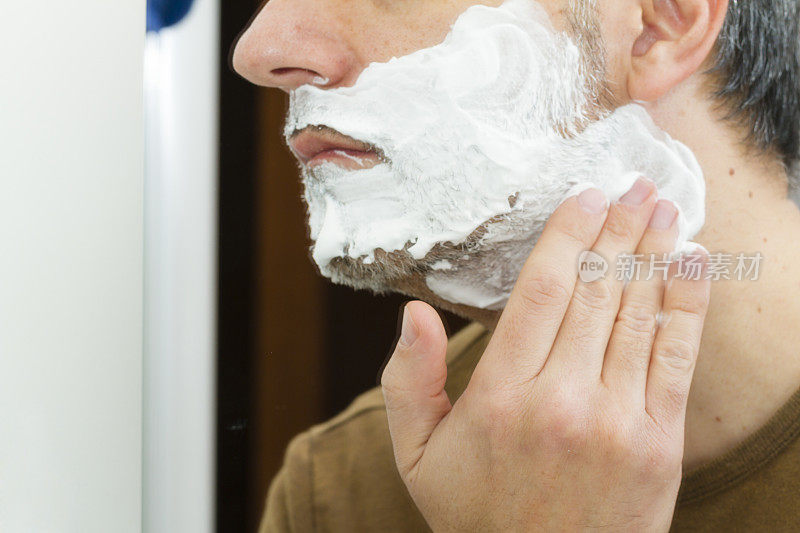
231, 0, 359, 91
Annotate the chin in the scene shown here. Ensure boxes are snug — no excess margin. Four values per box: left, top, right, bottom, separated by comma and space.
321, 244, 504, 329
323, 250, 419, 294
323, 244, 450, 294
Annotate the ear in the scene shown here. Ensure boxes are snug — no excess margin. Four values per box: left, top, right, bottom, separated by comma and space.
628, 0, 729, 101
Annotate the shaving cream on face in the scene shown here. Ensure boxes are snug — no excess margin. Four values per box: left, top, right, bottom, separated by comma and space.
286, 0, 706, 310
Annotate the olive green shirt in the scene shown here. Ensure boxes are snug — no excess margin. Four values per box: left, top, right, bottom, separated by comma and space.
261, 323, 800, 532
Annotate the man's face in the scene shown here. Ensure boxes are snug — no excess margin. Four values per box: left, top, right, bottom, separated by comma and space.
232, 0, 704, 313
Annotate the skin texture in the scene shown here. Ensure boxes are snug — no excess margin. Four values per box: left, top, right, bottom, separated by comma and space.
233, 0, 800, 528
384, 181, 709, 531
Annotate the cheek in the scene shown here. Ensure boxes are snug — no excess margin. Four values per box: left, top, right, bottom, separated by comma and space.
595, 0, 641, 103
533, 0, 574, 34
342, 0, 506, 66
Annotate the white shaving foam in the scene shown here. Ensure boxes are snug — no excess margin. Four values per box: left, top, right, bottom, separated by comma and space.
285, 0, 705, 310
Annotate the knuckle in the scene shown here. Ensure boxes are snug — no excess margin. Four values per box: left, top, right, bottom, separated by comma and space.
517, 271, 572, 310
543, 394, 591, 448
549, 416, 590, 449
658, 377, 692, 413
603, 213, 638, 243
380, 375, 404, 402
667, 290, 710, 318
554, 223, 594, 251
379, 357, 407, 397
573, 278, 615, 313
667, 283, 711, 317
379, 365, 397, 391
597, 418, 635, 454
605, 420, 681, 479
655, 337, 697, 373
566, 321, 605, 348
615, 303, 658, 337
596, 418, 677, 477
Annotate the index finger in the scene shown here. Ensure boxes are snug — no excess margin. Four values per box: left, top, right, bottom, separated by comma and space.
481, 187, 609, 378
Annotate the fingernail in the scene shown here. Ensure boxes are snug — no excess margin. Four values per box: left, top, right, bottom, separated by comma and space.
649, 199, 678, 229
399, 305, 418, 347
620, 177, 655, 206
577, 188, 608, 214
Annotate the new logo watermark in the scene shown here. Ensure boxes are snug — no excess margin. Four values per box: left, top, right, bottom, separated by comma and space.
578, 250, 609, 283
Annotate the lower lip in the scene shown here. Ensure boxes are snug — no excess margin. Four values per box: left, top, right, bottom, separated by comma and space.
307, 149, 381, 170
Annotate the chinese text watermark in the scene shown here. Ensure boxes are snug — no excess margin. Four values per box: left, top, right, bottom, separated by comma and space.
578, 251, 763, 283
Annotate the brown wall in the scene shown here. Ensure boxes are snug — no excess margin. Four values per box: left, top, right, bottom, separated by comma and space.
249, 89, 327, 529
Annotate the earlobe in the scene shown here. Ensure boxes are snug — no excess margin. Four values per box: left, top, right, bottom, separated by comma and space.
627, 0, 728, 102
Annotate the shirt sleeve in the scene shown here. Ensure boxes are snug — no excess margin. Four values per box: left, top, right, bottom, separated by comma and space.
259, 432, 315, 533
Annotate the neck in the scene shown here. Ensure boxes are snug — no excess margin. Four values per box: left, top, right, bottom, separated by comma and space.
432, 79, 800, 471
651, 88, 800, 469
461, 83, 800, 470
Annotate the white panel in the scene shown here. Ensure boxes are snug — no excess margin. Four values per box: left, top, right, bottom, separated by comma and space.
0, 2, 145, 532
143, 1, 219, 532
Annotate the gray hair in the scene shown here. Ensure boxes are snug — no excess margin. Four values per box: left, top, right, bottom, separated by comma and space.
708, 0, 800, 188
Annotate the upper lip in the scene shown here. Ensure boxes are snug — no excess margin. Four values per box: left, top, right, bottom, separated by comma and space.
288, 126, 380, 165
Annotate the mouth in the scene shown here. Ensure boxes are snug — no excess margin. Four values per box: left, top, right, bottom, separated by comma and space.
288, 125, 384, 170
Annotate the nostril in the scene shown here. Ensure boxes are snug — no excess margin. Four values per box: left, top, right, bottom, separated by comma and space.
271, 67, 295, 76
270, 67, 329, 88
271, 67, 319, 78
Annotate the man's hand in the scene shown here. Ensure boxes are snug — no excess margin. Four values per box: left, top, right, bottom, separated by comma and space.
381, 178, 711, 532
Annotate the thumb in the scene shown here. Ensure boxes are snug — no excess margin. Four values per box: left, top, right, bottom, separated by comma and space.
381, 300, 451, 480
